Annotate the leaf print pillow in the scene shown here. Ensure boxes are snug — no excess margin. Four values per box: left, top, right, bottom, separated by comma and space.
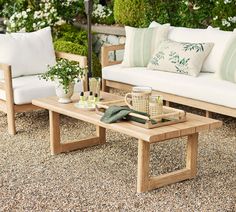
147, 40, 214, 77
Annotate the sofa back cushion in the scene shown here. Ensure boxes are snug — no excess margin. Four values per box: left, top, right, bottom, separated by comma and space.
0, 27, 56, 80
147, 40, 213, 77
122, 25, 169, 67
216, 33, 236, 83
149, 21, 236, 74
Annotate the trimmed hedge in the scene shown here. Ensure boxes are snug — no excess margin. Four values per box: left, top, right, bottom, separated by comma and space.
54, 40, 101, 77
114, 0, 150, 27
53, 24, 102, 77
113, 0, 235, 30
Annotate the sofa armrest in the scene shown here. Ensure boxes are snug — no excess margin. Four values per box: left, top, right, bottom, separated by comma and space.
55, 51, 88, 91
101, 44, 125, 68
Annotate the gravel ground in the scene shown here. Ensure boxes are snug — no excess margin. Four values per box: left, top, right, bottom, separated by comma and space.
0, 99, 235, 211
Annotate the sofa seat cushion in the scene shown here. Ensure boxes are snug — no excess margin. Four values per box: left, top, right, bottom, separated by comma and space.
0, 75, 82, 105
102, 64, 236, 109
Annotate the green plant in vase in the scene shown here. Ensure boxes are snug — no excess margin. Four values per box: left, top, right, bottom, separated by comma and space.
40, 59, 86, 104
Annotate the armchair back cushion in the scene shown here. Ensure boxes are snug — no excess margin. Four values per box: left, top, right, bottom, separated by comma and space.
0, 27, 56, 80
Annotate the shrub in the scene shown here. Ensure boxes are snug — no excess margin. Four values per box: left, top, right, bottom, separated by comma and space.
92, 1, 115, 25
54, 40, 101, 77
2, 0, 84, 32
114, 0, 150, 27
113, 0, 216, 29
212, 0, 236, 31
145, 0, 180, 26
174, 0, 214, 28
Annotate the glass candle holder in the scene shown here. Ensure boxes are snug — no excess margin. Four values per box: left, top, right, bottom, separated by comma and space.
89, 77, 101, 97
149, 95, 163, 121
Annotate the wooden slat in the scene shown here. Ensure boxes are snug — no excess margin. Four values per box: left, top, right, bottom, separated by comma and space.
101, 44, 124, 68
33, 92, 222, 143
148, 168, 191, 190
188, 113, 222, 129
14, 104, 41, 113
0, 82, 5, 90
55, 51, 87, 68
61, 137, 101, 153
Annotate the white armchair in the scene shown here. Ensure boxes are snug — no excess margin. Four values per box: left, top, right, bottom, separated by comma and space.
0, 51, 87, 135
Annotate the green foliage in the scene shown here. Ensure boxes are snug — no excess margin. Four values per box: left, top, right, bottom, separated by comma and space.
114, 0, 150, 27
54, 24, 102, 77
40, 59, 85, 93
212, 0, 236, 31
54, 40, 101, 78
145, 0, 180, 26
1, 0, 28, 19
113, 0, 235, 30
52, 0, 84, 23
1, 0, 84, 32
92, 1, 115, 25
174, 0, 214, 28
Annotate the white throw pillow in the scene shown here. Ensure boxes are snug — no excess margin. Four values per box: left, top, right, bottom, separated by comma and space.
147, 40, 214, 77
149, 21, 171, 28
0, 27, 56, 80
168, 26, 236, 73
122, 25, 169, 67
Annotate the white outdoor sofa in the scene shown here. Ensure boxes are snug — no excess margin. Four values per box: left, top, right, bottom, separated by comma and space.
101, 24, 236, 118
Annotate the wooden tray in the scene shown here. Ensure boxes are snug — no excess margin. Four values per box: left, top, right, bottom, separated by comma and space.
96, 100, 186, 129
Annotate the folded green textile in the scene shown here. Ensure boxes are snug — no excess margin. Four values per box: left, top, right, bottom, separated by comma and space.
100, 105, 154, 124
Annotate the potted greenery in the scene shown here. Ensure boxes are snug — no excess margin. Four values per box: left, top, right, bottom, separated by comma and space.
40, 59, 85, 103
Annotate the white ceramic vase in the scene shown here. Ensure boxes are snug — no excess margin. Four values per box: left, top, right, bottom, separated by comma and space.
55, 82, 74, 104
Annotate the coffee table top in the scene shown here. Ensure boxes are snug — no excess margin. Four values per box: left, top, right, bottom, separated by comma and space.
32, 92, 222, 143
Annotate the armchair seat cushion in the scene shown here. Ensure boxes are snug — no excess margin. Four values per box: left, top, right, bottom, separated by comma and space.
102, 64, 236, 109
0, 75, 82, 105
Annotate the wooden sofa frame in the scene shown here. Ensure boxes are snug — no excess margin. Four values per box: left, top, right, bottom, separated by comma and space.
101, 44, 236, 119
0, 51, 88, 135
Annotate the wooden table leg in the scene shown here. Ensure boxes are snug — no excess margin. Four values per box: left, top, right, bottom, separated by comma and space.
186, 133, 198, 178
49, 111, 61, 155
49, 111, 106, 155
96, 126, 106, 144
137, 139, 150, 193
137, 133, 199, 193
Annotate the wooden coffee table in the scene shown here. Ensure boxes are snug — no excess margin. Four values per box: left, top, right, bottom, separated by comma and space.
32, 92, 222, 193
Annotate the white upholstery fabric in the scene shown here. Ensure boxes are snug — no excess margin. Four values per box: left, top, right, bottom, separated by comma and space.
0, 27, 56, 79
149, 21, 236, 74
102, 64, 236, 108
0, 75, 82, 105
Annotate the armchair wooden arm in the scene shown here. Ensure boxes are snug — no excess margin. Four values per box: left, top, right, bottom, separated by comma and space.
101, 44, 125, 68
0, 63, 15, 134
55, 51, 88, 91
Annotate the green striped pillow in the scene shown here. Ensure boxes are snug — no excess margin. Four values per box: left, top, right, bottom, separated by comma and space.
216, 33, 236, 83
122, 26, 169, 67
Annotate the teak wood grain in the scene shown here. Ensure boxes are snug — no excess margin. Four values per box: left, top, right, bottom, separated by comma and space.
32, 92, 222, 143
32, 92, 222, 192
